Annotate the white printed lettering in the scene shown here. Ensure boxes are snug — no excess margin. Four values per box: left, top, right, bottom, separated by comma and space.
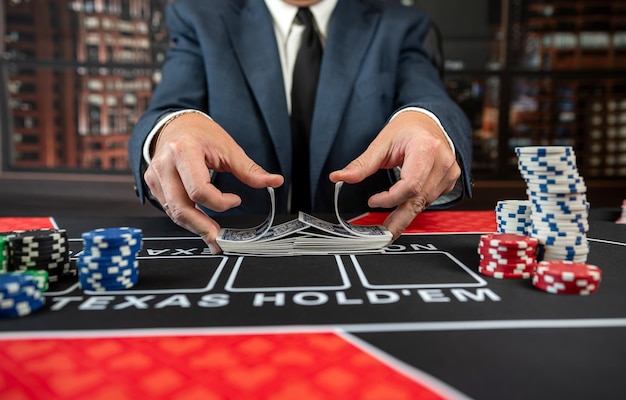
417, 289, 451, 302
78, 296, 115, 310
113, 295, 156, 310
384, 244, 406, 252
366, 290, 400, 304
410, 243, 438, 251
198, 293, 230, 307
146, 249, 170, 256
336, 291, 364, 305
293, 292, 328, 306
154, 294, 192, 309
451, 288, 501, 302
253, 293, 285, 307
50, 296, 83, 311
171, 248, 197, 256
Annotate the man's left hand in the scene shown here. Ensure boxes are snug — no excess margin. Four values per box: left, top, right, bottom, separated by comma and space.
329, 110, 460, 240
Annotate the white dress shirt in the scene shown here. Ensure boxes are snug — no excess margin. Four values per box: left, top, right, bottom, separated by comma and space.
264, 0, 337, 113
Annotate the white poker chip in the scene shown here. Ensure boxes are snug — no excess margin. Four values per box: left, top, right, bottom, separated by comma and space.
515, 145, 574, 154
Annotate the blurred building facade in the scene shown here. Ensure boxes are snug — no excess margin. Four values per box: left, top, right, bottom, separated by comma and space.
2, 0, 168, 171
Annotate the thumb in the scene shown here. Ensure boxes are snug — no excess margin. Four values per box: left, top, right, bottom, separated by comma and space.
330, 147, 384, 184
230, 157, 284, 189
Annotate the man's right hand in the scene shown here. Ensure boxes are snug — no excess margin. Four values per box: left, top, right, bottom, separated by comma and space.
144, 112, 284, 254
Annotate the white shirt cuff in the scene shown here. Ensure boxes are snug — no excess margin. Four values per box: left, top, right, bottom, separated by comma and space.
390, 107, 456, 156
142, 109, 212, 164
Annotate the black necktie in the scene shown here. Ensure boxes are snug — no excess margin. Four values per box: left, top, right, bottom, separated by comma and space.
290, 7, 322, 213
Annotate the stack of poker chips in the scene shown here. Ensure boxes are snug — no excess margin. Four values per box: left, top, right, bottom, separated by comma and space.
77, 227, 142, 292
0, 235, 7, 273
515, 146, 590, 262
1, 229, 72, 283
0, 272, 45, 318
533, 260, 601, 295
478, 233, 538, 279
495, 200, 532, 235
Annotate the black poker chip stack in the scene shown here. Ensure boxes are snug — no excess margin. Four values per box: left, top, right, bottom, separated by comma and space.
1, 228, 73, 283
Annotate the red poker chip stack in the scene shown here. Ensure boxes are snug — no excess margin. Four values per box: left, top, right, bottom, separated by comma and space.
533, 260, 602, 295
478, 233, 538, 279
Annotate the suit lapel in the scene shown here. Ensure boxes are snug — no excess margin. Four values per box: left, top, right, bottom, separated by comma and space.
222, 0, 291, 178
310, 0, 381, 201
222, 0, 382, 202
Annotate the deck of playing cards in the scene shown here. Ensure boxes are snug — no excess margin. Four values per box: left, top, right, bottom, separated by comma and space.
217, 182, 392, 256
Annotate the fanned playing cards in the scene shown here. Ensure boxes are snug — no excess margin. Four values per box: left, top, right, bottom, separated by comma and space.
217, 182, 392, 256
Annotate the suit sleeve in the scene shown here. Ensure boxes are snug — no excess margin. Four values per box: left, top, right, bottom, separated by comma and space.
392, 13, 473, 205
128, 1, 209, 203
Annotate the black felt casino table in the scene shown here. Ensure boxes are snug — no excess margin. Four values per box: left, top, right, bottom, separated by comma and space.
1, 213, 625, 399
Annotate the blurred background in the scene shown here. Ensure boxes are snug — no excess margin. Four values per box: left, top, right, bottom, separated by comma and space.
0, 0, 624, 216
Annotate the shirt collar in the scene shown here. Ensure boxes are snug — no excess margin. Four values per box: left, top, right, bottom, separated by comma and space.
264, 0, 338, 41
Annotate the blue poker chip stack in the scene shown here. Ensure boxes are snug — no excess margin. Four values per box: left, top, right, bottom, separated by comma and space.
0, 272, 45, 318
495, 200, 532, 235
78, 227, 143, 292
516, 146, 590, 262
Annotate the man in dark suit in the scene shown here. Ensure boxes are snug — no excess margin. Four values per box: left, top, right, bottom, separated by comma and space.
129, 0, 473, 254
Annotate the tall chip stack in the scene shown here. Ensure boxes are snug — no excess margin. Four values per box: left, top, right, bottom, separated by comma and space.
78, 227, 142, 292
515, 146, 590, 263
511, 146, 603, 296
476, 146, 602, 295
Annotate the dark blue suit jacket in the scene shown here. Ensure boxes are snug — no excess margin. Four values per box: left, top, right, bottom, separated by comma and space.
129, 0, 473, 215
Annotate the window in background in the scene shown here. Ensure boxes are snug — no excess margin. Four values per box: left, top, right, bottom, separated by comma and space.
4, 0, 623, 183
505, 0, 626, 180
396, 0, 504, 178
1, 0, 169, 174
401, 0, 626, 181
